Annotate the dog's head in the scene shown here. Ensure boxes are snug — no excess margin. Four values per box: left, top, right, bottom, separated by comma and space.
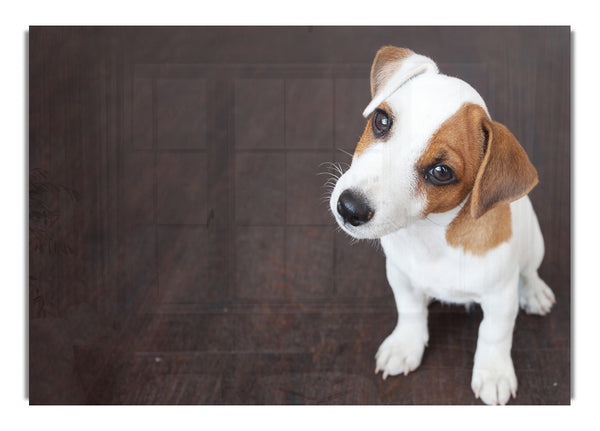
329, 46, 538, 239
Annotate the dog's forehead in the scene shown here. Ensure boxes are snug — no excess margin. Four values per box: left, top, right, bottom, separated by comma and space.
385, 74, 488, 145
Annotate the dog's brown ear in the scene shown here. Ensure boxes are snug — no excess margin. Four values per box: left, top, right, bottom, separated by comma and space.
363, 46, 438, 118
470, 118, 538, 219
370, 46, 414, 98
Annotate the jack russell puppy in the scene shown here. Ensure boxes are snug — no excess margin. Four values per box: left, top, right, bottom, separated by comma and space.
329, 46, 556, 405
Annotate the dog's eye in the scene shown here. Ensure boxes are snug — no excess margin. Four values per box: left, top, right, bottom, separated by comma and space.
372, 109, 392, 137
424, 164, 456, 186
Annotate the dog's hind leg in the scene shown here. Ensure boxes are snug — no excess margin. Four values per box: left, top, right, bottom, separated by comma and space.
516, 200, 556, 315
519, 270, 556, 315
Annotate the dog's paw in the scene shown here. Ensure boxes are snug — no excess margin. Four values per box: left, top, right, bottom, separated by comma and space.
471, 355, 517, 405
375, 326, 427, 380
519, 274, 556, 315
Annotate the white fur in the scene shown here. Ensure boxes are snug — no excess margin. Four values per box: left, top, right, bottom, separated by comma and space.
329, 52, 555, 405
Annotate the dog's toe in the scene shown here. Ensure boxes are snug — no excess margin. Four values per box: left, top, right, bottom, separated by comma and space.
519, 274, 556, 316
471, 358, 517, 405
375, 326, 427, 380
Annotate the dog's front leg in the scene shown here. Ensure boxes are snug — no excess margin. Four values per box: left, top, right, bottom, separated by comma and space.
471, 271, 519, 405
375, 260, 429, 379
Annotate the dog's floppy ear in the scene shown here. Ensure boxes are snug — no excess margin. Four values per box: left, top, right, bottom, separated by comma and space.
363, 46, 438, 117
369, 46, 414, 97
470, 118, 538, 219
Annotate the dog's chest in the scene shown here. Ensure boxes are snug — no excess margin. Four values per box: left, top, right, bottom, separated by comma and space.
380, 223, 512, 303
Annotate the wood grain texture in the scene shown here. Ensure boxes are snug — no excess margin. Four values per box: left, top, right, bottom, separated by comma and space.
29, 26, 570, 405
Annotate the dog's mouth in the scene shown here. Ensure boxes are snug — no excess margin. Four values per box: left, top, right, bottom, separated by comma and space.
335, 217, 374, 239
327, 164, 411, 239
330, 185, 419, 240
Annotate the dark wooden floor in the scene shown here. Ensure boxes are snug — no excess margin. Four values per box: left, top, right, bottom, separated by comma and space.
29, 26, 570, 404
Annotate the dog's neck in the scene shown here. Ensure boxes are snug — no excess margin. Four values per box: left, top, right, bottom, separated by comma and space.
422, 196, 468, 228
387, 195, 513, 257
445, 198, 512, 256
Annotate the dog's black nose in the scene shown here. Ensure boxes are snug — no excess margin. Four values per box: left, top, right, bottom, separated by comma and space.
336, 189, 374, 226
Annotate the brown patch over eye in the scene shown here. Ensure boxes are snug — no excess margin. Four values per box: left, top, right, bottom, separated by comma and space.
354, 102, 392, 159
417, 103, 488, 216
418, 103, 519, 255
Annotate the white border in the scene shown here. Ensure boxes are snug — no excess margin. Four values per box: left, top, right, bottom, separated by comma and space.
2, 1, 597, 429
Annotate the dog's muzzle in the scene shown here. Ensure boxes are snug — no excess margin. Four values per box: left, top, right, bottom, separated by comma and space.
336, 189, 374, 227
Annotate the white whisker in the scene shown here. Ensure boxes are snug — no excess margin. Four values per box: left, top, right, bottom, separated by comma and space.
424, 216, 444, 226
336, 148, 354, 159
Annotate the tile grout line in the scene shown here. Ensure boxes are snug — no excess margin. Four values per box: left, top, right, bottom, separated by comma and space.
155, 223, 335, 227
283, 79, 288, 287
115, 39, 124, 314
101, 55, 115, 315
129, 148, 349, 154
228, 79, 236, 307
205, 78, 209, 231
152, 77, 159, 302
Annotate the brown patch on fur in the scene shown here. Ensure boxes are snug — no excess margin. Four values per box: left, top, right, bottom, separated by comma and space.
417, 103, 488, 215
446, 200, 512, 256
353, 102, 392, 159
417, 102, 538, 255
370, 46, 414, 97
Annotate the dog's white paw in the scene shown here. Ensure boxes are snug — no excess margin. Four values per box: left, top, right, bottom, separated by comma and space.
519, 274, 555, 315
375, 325, 427, 379
471, 354, 517, 405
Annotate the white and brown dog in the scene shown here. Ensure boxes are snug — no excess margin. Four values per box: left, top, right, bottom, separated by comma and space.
329, 46, 556, 405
